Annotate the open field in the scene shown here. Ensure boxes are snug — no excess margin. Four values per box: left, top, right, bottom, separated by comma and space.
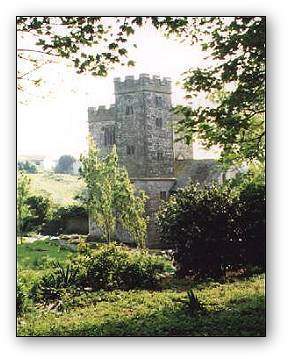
28, 173, 85, 205
17, 240, 265, 337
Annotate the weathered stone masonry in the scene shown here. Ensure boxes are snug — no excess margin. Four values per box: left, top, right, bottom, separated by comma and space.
88, 74, 219, 247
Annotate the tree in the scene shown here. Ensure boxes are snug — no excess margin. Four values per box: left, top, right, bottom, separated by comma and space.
17, 172, 32, 243
80, 137, 147, 247
17, 160, 37, 174
173, 17, 265, 167
24, 194, 52, 232
54, 155, 76, 174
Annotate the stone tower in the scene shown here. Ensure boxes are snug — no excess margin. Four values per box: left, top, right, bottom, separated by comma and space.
88, 74, 195, 247
89, 74, 175, 178
114, 74, 174, 177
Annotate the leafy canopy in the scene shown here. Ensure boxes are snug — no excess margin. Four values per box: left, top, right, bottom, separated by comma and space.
173, 17, 265, 167
17, 16, 188, 88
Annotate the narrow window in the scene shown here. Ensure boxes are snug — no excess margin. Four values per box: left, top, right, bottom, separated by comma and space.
155, 96, 162, 107
156, 117, 162, 128
104, 127, 109, 146
160, 191, 167, 201
125, 105, 133, 115
157, 151, 163, 160
112, 127, 116, 144
127, 145, 135, 155
104, 126, 115, 146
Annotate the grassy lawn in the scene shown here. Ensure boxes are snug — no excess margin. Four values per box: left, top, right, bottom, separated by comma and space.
17, 240, 72, 269
17, 239, 73, 290
28, 172, 85, 205
17, 240, 265, 337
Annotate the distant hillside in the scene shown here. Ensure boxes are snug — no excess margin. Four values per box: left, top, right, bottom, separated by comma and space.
28, 173, 85, 205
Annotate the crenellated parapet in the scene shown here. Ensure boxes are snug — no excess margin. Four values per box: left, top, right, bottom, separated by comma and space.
114, 74, 171, 95
88, 104, 116, 123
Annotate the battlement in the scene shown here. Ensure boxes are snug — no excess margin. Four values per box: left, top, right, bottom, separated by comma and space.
114, 74, 171, 94
88, 104, 115, 123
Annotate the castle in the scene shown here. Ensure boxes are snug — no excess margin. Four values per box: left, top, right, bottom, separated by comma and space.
88, 74, 221, 247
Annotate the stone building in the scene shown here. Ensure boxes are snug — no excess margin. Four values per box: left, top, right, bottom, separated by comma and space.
88, 74, 221, 247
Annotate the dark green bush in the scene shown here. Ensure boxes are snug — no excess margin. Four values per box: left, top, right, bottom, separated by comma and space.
119, 251, 170, 289
18, 193, 52, 234
238, 182, 266, 268
31, 243, 172, 302
23, 194, 52, 232
81, 245, 170, 290
157, 182, 265, 278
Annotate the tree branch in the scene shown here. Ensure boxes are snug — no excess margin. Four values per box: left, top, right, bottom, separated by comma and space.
17, 49, 60, 57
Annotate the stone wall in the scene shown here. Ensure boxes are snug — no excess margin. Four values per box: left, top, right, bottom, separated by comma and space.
132, 178, 176, 247
64, 217, 88, 235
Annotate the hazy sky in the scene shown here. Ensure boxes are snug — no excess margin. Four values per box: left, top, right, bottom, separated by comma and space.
17, 22, 218, 161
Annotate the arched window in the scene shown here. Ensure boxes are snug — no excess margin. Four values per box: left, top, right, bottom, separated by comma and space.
157, 151, 163, 160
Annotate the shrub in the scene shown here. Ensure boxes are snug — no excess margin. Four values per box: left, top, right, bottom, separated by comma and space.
238, 182, 265, 268
79, 244, 170, 290
31, 243, 172, 302
157, 183, 240, 277
119, 250, 170, 289
30, 262, 81, 303
17, 279, 27, 316
23, 194, 52, 232
157, 182, 265, 278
